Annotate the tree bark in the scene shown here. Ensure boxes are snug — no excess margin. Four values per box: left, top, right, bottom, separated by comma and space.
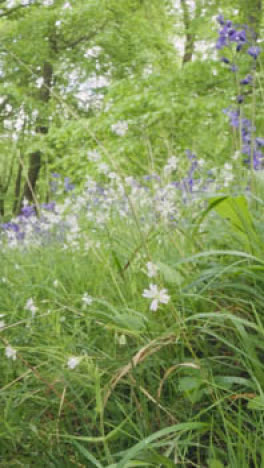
180, 0, 202, 65
13, 158, 23, 214
0, 189, 5, 217
22, 61, 53, 203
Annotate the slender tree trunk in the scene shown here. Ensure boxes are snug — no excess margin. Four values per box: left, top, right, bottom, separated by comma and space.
0, 151, 16, 217
22, 151, 42, 203
13, 158, 23, 214
180, 0, 202, 65
0, 190, 5, 217
22, 60, 53, 203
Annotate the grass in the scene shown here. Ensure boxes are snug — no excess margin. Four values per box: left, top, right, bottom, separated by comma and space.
1, 185, 264, 467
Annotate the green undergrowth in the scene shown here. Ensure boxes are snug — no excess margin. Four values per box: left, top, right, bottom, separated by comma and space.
1, 194, 264, 466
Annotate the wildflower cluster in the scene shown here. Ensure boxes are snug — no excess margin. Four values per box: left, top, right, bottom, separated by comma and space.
0, 152, 218, 250
216, 15, 247, 54
216, 14, 263, 170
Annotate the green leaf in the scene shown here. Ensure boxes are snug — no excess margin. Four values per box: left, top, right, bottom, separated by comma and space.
157, 261, 183, 285
116, 422, 208, 468
248, 395, 264, 411
72, 441, 103, 468
208, 460, 225, 468
210, 195, 253, 233
178, 376, 201, 392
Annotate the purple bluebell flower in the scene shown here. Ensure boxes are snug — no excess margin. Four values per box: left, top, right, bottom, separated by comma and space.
244, 150, 264, 170
41, 201, 56, 212
64, 177, 75, 192
237, 95, 244, 104
242, 130, 251, 145
247, 46, 261, 59
186, 149, 196, 160
242, 144, 251, 156
256, 137, 264, 147
230, 64, 238, 72
228, 29, 238, 41
242, 118, 253, 131
216, 35, 228, 50
223, 108, 240, 128
240, 75, 252, 85
1, 222, 20, 232
237, 30, 247, 43
20, 205, 36, 217
51, 173, 60, 178
216, 14, 225, 26
221, 57, 230, 64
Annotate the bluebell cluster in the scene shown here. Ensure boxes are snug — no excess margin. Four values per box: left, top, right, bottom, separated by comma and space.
217, 15, 263, 169
0, 154, 219, 249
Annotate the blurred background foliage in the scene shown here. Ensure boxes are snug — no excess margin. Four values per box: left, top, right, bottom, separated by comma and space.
0, 0, 263, 216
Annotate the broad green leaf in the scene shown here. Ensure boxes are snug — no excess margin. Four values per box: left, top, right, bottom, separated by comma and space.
210, 195, 253, 234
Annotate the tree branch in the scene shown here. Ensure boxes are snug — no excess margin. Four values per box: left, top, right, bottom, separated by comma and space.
61, 19, 108, 49
0, 0, 37, 18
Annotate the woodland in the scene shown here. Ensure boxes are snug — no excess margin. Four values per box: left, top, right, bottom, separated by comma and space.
0, 0, 264, 466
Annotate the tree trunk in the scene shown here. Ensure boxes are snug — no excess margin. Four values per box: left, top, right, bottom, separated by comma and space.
0, 191, 4, 217
181, 0, 202, 65
22, 151, 42, 203
22, 60, 53, 204
13, 158, 23, 214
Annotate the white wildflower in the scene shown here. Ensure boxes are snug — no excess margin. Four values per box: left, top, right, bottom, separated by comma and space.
67, 356, 81, 370
198, 158, 205, 167
232, 151, 240, 161
111, 120, 128, 137
97, 162, 110, 174
163, 156, 178, 176
53, 279, 59, 288
5, 345, 17, 360
25, 298, 38, 317
63, 1, 72, 8
36, 77, 44, 88
146, 261, 158, 278
82, 293, 93, 307
3, 119, 12, 130
224, 162, 232, 171
5, 104, 12, 112
142, 284, 170, 311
